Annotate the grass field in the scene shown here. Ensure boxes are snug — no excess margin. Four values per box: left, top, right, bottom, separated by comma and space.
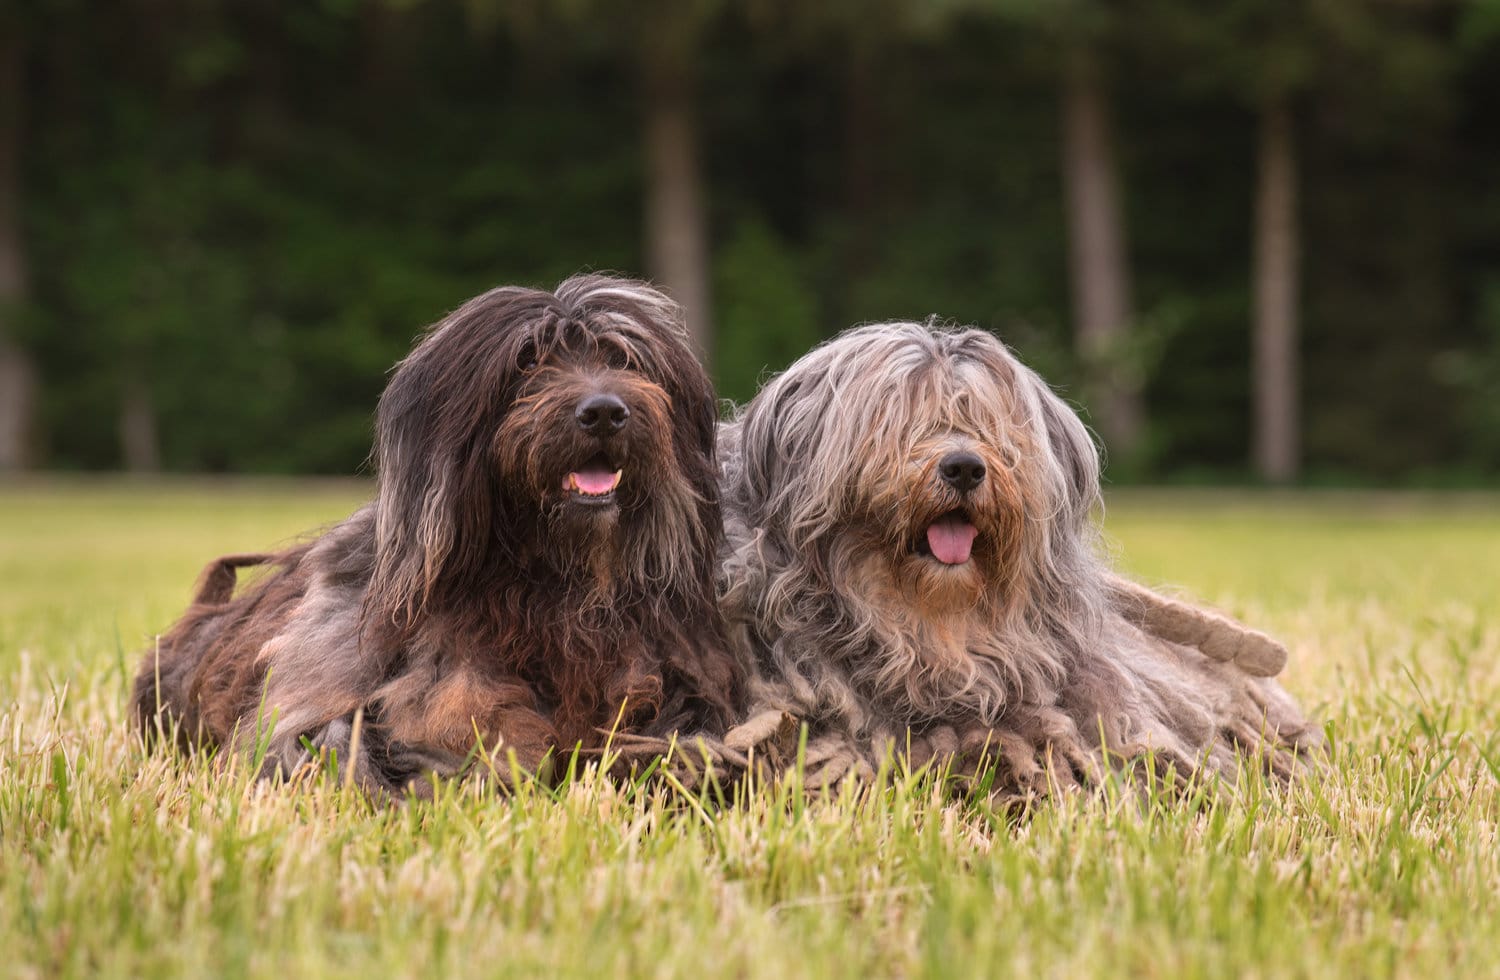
3, 481, 1499, 978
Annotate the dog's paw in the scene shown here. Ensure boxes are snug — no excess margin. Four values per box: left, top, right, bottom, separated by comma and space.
799, 734, 874, 790
903, 725, 961, 770
723, 710, 800, 763
1196, 622, 1288, 677
599, 730, 747, 790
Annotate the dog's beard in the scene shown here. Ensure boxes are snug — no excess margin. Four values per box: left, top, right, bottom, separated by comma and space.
859, 451, 1023, 616
519, 444, 635, 589
495, 402, 692, 593
899, 498, 988, 611
546, 448, 627, 551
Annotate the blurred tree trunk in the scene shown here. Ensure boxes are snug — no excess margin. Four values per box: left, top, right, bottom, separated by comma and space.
642, 26, 712, 360
1252, 99, 1299, 482
361, 0, 410, 98
1061, 46, 1142, 459
836, 35, 880, 322
119, 376, 161, 472
0, 27, 37, 472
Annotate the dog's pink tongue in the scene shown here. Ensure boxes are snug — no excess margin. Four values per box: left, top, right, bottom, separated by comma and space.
926, 516, 977, 565
571, 468, 620, 495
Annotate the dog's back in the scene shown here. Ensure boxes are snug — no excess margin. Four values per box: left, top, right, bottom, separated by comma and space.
133, 546, 313, 752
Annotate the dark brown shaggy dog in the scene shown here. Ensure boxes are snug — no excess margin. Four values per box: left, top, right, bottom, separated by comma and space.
133, 275, 740, 795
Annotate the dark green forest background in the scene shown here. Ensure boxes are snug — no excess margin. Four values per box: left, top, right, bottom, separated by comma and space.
2, 0, 1500, 483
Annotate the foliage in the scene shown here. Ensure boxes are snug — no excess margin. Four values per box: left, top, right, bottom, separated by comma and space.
1435, 277, 1500, 468
11, 1, 1500, 478
712, 214, 820, 404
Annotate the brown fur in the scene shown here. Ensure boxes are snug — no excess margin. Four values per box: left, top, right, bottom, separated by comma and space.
132, 276, 741, 795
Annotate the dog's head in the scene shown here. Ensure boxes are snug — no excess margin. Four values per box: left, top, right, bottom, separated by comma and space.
733, 321, 1100, 615
371, 275, 719, 625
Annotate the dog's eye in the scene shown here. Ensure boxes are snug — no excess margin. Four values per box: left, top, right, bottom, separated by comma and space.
517, 343, 538, 371
603, 344, 632, 370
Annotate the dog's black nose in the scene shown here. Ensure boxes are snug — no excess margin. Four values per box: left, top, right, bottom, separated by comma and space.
575, 393, 630, 436
938, 451, 986, 492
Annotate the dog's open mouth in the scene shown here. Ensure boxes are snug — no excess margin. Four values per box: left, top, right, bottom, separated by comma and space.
565, 454, 622, 506
914, 510, 978, 565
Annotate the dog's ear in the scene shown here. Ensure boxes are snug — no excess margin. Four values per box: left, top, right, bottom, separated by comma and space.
735, 368, 827, 523
369, 289, 532, 627
950, 326, 1101, 527
1030, 373, 1103, 526
659, 321, 721, 498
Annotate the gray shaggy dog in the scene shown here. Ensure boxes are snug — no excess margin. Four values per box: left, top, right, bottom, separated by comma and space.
709, 321, 1321, 795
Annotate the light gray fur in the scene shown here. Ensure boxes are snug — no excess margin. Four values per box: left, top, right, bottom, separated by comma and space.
718, 321, 1321, 794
